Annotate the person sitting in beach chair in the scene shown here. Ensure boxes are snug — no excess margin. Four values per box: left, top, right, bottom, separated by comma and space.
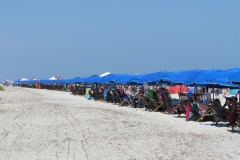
225, 97, 239, 127
152, 89, 164, 111
154, 87, 179, 113
94, 87, 102, 100
140, 87, 163, 111
211, 99, 229, 125
176, 93, 188, 117
132, 87, 145, 108
164, 89, 179, 113
187, 94, 212, 121
79, 85, 86, 96
125, 86, 135, 107
139, 94, 156, 110
110, 87, 121, 104
85, 88, 92, 100
112, 87, 130, 106
103, 86, 115, 103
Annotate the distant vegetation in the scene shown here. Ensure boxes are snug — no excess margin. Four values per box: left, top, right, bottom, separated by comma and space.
0, 85, 4, 91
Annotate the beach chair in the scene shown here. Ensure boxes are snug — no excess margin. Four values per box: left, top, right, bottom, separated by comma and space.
176, 93, 188, 116
138, 90, 163, 111
196, 104, 212, 122
105, 90, 115, 103
187, 97, 201, 121
112, 89, 130, 106
150, 90, 164, 111
93, 87, 102, 101
211, 100, 227, 125
111, 89, 121, 104
188, 102, 201, 121
232, 111, 240, 130
80, 86, 86, 96
225, 97, 234, 111
162, 89, 179, 114
185, 94, 212, 121
139, 95, 158, 111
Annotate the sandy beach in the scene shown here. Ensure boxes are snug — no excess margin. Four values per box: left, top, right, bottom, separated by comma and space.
0, 87, 240, 160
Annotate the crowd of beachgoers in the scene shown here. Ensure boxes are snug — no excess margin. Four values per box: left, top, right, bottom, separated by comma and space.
6, 68, 240, 131
13, 81, 240, 131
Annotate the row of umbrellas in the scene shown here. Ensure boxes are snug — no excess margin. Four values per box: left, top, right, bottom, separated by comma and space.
14, 68, 240, 88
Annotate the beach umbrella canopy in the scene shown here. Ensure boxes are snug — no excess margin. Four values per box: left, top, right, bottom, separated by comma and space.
107, 74, 129, 84
137, 71, 169, 84
18, 78, 39, 84
49, 77, 57, 80
82, 75, 98, 84
65, 77, 81, 83
56, 79, 69, 84
173, 70, 202, 85
184, 69, 222, 86
158, 71, 183, 84
28, 79, 39, 84
204, 68, 240, 88
76, 77, 89, 84
39, 79, 58, 84
99, 74, 116, 84
228, 70, 240, 85
86, 76, 102, 84
118, 74, 145, 84
99, 72, 111, 77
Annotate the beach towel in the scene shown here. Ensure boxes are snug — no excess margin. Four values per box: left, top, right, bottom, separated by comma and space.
186, 101, 191, 120
148, 90, 154, 99
227, 111, 235, 125
85, 88, 91, 97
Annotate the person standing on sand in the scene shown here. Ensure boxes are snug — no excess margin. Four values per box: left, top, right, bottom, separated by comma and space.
226, 97, 238, 126
126, 86, 134, 107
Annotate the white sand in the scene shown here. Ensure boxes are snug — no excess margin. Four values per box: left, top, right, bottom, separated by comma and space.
0, 87, 240, 160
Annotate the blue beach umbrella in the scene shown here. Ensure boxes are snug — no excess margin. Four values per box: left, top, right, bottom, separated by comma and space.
184, 69, 222, 86
138, 71, 169, 84
77, 77, 89, 84
99, 74, 116, 84
39, 79, 58, 84
65, 77, 81, 83
173, 69, 202, 85
83, 75, 99, 84
108, 74, 129, 84
56, 79, 69, 84
86, 76, 102, 84
228, 70, 240, 85
118, 74, 145, 85
205, 68, 240, 88
158, 71, 183, 84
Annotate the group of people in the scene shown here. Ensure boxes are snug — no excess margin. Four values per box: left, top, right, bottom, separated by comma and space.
13, 82, 240, 128
187, 86, 240, 127
85, 85, 169, 109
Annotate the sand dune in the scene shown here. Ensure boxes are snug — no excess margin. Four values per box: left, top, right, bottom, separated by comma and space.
0, 87, 240, 160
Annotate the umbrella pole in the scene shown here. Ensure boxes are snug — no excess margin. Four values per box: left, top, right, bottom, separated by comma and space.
212, 85, 215, 100
238, 89, 240, 104
179, 85, 182, 99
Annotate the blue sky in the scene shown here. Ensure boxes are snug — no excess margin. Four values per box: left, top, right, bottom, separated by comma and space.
1, 1, 240, 80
